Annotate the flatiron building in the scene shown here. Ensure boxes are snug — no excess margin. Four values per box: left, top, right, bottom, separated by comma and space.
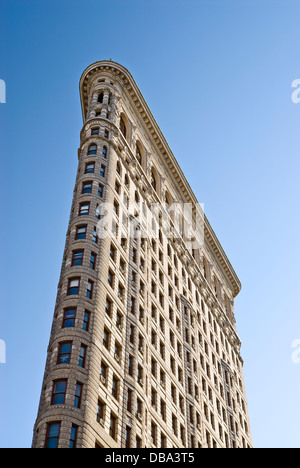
32, 61, 252, 449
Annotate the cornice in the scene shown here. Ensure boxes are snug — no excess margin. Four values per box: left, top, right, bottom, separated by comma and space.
79, 61, 241, 298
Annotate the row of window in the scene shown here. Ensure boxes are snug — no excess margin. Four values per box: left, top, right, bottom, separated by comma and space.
45, 422, 78, 449
67, 278, 94, 300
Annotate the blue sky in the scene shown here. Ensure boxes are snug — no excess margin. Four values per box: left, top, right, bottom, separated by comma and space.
1, 0, 300, 448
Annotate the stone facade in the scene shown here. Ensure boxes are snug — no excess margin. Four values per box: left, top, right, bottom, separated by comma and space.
32, 61, 253, 449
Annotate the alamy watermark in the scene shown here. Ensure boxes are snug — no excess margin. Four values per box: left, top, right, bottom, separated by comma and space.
95, 201, 205, 250
291, 339, 300, 364
291, 79, 300, 104
0, 79, 6, 103
0, 339, 6, 364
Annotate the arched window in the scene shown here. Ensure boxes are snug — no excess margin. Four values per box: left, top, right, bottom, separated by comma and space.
88, 144, 97, 155
136, 142, 144, 168
120, 116, 127, 139
151, 168, 159, 193
98, 92, 104, 104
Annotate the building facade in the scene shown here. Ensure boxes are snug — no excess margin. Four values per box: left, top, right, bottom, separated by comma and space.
32, 61, 252, 449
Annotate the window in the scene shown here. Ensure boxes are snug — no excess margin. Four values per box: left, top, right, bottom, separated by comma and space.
86, 280, 94, 299
57, 342, 72, 364
160, 399, 166, 421
45, 422, 61, 449
97, 400, 105, 423
83, 310, 90, 331
151, 421, 157, 446
112, 375, 119, 400
98, 184, 104, 198
69, 425, 78, 449
85, 162, 95, 174
91, 127, 99, 135
95, 204, 100, 220
98, 92, 104, 103
82, 182, 93, 194
136, 436, 142, 449
120, 116, 127, 139
151, 169, 158, 192
125, 426, 132, 448
74, 383, 83, 408
109, 413, 117, 440
104, 129, 109, 138
102, 146, 108, 159
72, 250, 84, 267
127, 389, 133, 413
128, 355, 134, 376
129, 325, 135, 344
88, 144, 97, 155
90, 252, 96, 270
79, 202, 90, 216
108, 269, 114, 287
51, 380, 67, 405
100, 165, 106, 178
136, 143, 143, 166
105, 297, 113, 317
92, 227, 98, 243
76, 225, 87, 240
130, 297, 136, 315
78, 344, 87, 368
62, 308, 76, 328
67, 278, 80, 296
103, 328, 110, 350
100, 361, 108, 382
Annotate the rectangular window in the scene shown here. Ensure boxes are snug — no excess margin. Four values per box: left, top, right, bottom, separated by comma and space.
108, 269, 114, 287
136, 436, 142, 449
67, 278, 80, 296
76, 225, 87, 240
79, 202, 90, 216
69, 425, 78, 449
74, 383, 83, 408
82, 310, 90, 332
97, 400, 105, 423
98, 184, 104, 198
100, 361, 108, 382
62, 308, 76, 328
100, 165, 106, 178
92, 227, 98, 243
72, 250, 84, 267
125, 426, 131, 448
103, 328, 110, 350
89, 252, 96, 270
78, 344, 87, 368
86, 280, 94, 299
112, 375, 119, 400
109, 414, 117, 441
45, 422, 61, 449
57, 342, 72, 364
82, 182, 93, 194
91, 127, 99, 135
127, 389, 133, 413
51, 380, 67, 405
85, 162, 95, 174
128, 355, 134, 376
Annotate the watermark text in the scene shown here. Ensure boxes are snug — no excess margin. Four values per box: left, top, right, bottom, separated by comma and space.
0, 339, 6, 364
0, 79, 6, 103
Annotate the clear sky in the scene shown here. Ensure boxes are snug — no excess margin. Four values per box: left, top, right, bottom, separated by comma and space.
1, 0, 300, 448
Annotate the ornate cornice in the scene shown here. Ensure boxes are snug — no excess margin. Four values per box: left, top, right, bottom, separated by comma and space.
79, 61, 242, 298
